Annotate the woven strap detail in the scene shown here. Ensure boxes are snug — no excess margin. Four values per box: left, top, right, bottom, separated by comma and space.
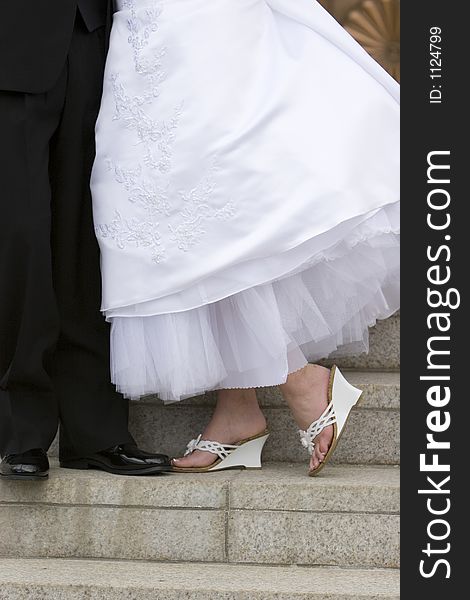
184, 434, 239, 460
299, 402, 337, 454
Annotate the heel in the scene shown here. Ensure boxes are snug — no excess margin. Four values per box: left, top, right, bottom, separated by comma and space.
210, 433, 269, 471
299, 365, 363, 477
330, 366, 363, 434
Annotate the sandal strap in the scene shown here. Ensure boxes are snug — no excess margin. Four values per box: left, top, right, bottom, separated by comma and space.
299, 402, 337, 454
184, 434, 239, 460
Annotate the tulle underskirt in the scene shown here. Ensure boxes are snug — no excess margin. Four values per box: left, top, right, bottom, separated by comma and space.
110, 204, 400, 402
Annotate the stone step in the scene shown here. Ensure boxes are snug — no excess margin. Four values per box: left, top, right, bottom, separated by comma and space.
49, 371, 400, 464
129, 371, 400, 465
0, 463, 399, 569
0, 558, 400, 600
321, 313, 400, 371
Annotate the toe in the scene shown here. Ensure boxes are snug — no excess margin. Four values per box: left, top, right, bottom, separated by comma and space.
172, 450, 217, 469
315, 446, 325, 464
171, 456, 189, 468
317, 439, 329, 456
172, 454, 200, 468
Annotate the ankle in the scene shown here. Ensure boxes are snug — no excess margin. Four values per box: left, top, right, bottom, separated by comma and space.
216, 389, 264, 420
281, 364, 329, 399
280, 364, 330, 430
200, 389, 267, 443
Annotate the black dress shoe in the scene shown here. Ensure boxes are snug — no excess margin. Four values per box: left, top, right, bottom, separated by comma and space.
0, 449, 49, 481
60, 443, 171, 475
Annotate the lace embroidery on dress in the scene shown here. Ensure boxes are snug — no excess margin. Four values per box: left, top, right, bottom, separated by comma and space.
96, 1, 236, 262
96, 1, 170, 261
111, 74, 183, 174
108, 161, 171, 216
96, 210, 165, 264
143, 103, 183, 174
169, 160, 236, 252
125, 0, 165, 80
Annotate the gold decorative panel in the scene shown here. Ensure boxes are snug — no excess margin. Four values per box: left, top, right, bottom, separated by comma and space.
320, 0, 400, 81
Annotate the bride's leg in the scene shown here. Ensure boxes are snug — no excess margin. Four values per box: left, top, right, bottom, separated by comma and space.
280, 364, 333, 471
172, 389, 267, 469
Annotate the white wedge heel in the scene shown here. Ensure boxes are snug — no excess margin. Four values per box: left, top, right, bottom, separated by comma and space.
299, 365, 363, 477
172, 430, 270, 473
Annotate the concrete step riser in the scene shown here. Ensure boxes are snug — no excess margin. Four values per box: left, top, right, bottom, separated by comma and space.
130, 404, 399, 465
49, 374, 400, 464
130, 373, 400, 464
0, 559, 401, 600
322, 314, 400, 370
0, 464, 400, 569
0, 504, 399, 568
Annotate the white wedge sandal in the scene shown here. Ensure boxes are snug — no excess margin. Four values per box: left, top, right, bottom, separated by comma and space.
299, 365, 363, 477
172, 430, 270, 473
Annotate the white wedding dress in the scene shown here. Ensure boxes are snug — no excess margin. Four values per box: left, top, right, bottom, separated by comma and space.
91, 0, 400, 402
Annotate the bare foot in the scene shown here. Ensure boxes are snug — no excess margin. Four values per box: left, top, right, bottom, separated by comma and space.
172, 389, 267, 469
280, 364, 333, 471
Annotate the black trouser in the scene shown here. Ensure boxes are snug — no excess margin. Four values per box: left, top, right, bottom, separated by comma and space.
0, 13, 132, 460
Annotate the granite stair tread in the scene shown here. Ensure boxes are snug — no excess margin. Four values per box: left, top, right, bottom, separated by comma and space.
0, 464, 399, 568
0, 558, 400, 599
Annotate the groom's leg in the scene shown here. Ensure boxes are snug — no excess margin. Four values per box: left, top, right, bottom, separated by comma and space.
49, 15, 133, 461
0, 78, 67, 456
